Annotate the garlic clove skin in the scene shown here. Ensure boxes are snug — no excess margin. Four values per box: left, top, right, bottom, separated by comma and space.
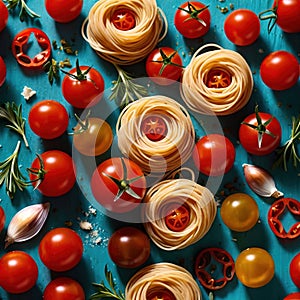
5, 202, 50, 249
242, 164, 284, 199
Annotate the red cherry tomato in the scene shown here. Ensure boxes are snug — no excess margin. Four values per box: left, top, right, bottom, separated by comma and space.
108, 226, 150, 268
28, 100, 69, 140
284, 292, 300, 300
290, 253, 300, 288
0, 206, 5, 233
141, 115, 167, 141
91, 157, 146, 213
12, 28, 51, 69
28, 150, 76, 197
111, 9, 136, 30
0, 251, 38, 294
43, 277, 85, 300
174, 1, 211, 39
224, 9, 260, 46
45, 0, 83, 23
0, 56, 5, 87
62, 62, 105, 108
39, 228, 83, 272
192, 134, 235, 176
239, 106, 282, 155
147, 289, 176, 300
0, 0, 8, 32
260, 50, 299, 91
165, 204, 190, 232
205, 69, 232, 88
146, 47, 183, 85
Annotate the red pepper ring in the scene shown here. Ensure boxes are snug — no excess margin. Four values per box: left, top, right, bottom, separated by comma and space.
12, 28, 51, 70
194, 247, 235, 290
268, 197, 300, 239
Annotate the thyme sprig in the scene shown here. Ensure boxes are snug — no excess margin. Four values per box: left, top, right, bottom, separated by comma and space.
90, 265, 125, 300
274, 116, 300, 171
0, 141, 29, 199
0, 102, 29, 147
109, 64, 148, 109
4, 0, 40, 22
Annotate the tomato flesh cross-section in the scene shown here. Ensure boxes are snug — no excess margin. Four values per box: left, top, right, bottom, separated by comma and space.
111, 9, 136, 30
141, 115, 167, 141
165, 204, 190, 232
206, 69, 232, 88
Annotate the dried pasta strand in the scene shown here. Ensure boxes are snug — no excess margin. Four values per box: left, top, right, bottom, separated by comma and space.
181, 43, 253, 116
116, 96, 195, 177
142, 178, 217, 250
125, 262, 202, 300
81, 0, 168, 65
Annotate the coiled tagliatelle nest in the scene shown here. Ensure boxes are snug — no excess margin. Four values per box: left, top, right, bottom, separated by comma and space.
181, 43, 253, 115
142, 178, 217, 250
81, 0, 167, 65
125, 262, 202, 300
116, 95, 195, 177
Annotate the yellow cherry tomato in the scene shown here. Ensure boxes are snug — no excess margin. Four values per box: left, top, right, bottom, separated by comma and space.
235, 247, 275, 288
72, 117, 113, 156
220, 193, 259, 232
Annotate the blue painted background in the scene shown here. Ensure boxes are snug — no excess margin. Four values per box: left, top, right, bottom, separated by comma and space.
0, 0, 299, 299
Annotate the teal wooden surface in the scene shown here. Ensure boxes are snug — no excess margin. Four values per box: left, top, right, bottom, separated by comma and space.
0, 0, 299, 299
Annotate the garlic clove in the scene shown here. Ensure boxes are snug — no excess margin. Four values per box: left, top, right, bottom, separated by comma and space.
242, 164, 284, 199
5, 202, 50, 249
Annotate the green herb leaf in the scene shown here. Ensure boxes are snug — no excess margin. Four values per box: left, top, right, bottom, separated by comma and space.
0, 141, 29, 200
4, 0, 40, 22
0, 102, 29, 147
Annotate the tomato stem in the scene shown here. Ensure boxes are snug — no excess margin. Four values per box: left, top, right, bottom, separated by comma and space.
26, 154, 47, 189
178, 2, 209, 27
258, 0, 279, 34
70, 111, 91, 135
61, 59, 91, 81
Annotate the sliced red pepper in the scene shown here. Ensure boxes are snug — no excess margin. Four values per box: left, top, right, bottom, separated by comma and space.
111, 9, 136, 31
195, 247, 235, 290
141, 115, 167, 141
12, 28, 51, 70
268, 197, 300, 239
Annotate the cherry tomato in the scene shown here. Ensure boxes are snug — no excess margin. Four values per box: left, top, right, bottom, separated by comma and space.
147, 289, 176, 300
72, 116, 113, 156
239, 106, 282, 155
0, 251, 38, 294
43, 277, 85, 300
62, 62, 105, 109
224, 9, 260, 46
290, 253, 300, 288
174, 1, 211, 39
45, 0, 83, 23
108, 226, 150, 268
0, 56, 6, 87
111, 9, 136, 30
192, 134, 235, 176
0, 206, 5, 233
284, 292, 300, 300
275, 0, 300, 32
260, 50, 299, 91
146, 47, 183, 85
235, 247, 275, 288
205, 69, 232, 88
165, 204, 190, 232
28, 100, 69, 140
141, 115, 167, 141
220, 193, 259, 232
28, 150, 76, 197
90, 157, 146, 213
12, 28, 51, 70
39, 228, 83, 272
0, 0, 8, 32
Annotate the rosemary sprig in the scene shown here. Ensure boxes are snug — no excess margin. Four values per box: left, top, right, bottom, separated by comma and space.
4, 0, 40, 22
0, 102, 29, 147
0, 141, 29, 199
109, 64, 148, 109
274, 116, 300, 171
90, 265, 125, 300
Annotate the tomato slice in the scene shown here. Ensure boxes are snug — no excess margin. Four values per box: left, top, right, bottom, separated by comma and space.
147, 289, 176, 300
206, 69, 232, 88
141, 115, 167, 141
111, 9, 136, 30
165, 204, 190, 232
